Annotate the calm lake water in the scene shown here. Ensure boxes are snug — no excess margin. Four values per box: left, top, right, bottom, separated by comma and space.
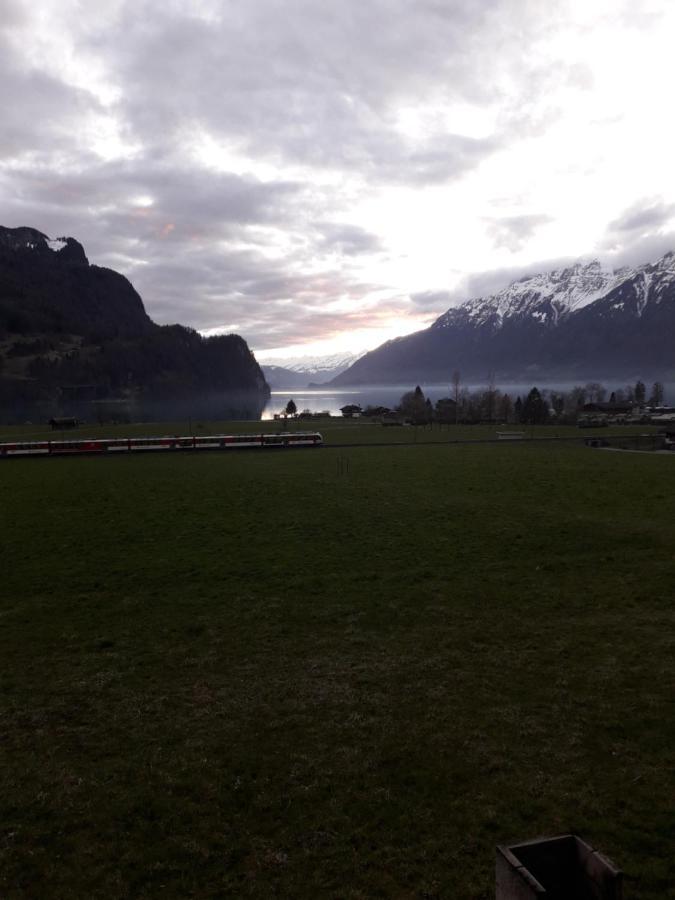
261, 381, 670, 419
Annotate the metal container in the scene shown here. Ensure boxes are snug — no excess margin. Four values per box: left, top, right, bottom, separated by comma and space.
496, 834, 622, 899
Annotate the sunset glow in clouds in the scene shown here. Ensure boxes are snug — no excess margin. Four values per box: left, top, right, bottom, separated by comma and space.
2, 0, 675, 359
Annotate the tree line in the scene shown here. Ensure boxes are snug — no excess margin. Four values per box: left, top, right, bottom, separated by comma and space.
394, 377, 667, 426
282, 376, 668, 427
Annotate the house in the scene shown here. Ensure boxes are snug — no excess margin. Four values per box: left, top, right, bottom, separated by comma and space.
340, 404, 362, 417
581, 402, 635, 415
48, 417, 79, 430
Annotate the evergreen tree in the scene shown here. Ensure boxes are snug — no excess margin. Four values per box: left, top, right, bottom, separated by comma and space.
398, 386, 428, 423
649, 381, 664, 406
285, 399, 297, 416
521, 387, 549, 425
514, 396, 523, 423
499, 393, 513, 423
635, 380, 646, 406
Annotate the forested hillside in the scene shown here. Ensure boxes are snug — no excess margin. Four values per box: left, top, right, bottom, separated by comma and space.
0, 227, 269, 422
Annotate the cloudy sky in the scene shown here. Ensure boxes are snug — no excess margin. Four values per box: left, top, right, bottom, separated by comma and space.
2, 0, 675, 360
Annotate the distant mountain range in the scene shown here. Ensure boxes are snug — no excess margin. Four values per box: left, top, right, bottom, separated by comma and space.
261, 351, 364, 388
331, 254, 675, 386
0, 226, 269, 423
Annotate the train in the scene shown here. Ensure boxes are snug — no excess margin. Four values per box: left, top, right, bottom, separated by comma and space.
0, 432, 323, 458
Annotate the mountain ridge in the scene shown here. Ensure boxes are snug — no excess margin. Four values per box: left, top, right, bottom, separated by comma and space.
331, 252, 675, 385
260, 351, 365, 388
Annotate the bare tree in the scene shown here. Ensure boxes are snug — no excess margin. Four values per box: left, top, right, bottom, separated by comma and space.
486, 371, 497, 423
500, 393, 513, 423
650, 381, 665, 406
585, 382, 607, 403
451, 370, 461, 425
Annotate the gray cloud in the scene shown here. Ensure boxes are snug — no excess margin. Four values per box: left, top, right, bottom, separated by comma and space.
485, 213, 553, 252
1, 0, 673, 354
598, 198, 675, 268
315, 223, 383, 256
607, 199, 675, 235
93, 0, 515, 185
2, 0, 531, 348
600, 231, 675, 271
0, 54, 95, 159
409, 289, 452, 310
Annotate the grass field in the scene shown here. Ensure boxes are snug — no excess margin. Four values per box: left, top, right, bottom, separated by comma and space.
0, 415, 659, 446
1, 431, 674, 898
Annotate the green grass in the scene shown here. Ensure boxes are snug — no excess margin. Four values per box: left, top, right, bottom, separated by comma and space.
1, 437, 674, 898
0, 415, 657, 446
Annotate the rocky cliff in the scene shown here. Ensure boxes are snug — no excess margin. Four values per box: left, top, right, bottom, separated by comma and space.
0, 226, 269, 423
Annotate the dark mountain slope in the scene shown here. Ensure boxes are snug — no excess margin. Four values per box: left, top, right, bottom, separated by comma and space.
0, 226, 269, 423
0, 227, 152, 340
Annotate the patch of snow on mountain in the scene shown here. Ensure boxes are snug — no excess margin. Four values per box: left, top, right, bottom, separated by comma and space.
637, 272, 652, 315
608, 252, 675, 315
47, 238, 68, 252
261, 351, 366, 375
644, 251, 675, 307
433, 259, 639, 331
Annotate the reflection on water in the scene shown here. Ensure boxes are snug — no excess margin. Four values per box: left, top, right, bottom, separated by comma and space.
262, 388, 365, 419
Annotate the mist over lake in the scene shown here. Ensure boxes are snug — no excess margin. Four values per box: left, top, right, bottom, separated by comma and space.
261, 381, 674, 419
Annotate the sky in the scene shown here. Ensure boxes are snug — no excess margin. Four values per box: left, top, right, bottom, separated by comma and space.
2, 0, 675, 361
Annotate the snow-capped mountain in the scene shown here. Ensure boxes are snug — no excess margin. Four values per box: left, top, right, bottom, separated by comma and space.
262, 351, 364, 375
433, 260, 631, 331
260, 351, 365, 387
331, 252, 675, 385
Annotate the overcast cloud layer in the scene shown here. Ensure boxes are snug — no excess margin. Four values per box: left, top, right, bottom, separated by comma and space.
2, 0, 675, 358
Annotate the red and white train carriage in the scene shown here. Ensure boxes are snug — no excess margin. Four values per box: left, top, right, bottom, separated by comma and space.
0, 432, 323, 458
